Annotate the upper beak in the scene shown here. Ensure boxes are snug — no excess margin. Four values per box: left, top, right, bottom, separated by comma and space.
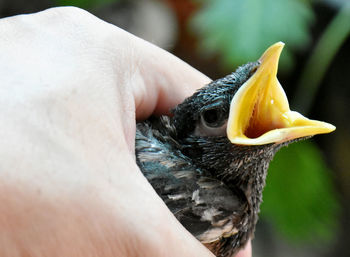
227, 42, 335, 145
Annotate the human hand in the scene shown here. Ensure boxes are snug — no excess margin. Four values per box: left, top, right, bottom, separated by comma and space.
0, 7, 251, 257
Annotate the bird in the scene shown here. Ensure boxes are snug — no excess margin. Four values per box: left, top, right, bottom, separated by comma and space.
135, 42, 335, 257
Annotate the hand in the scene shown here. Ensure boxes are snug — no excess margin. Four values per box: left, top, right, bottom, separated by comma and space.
0, 7, 251, 257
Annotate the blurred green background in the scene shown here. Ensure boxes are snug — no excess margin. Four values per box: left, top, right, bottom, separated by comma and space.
1, 0, 349, 256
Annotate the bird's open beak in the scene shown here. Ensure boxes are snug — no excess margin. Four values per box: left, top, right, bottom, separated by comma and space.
227, 42, 335, 145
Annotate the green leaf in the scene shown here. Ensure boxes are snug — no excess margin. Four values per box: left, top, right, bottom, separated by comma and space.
260, 141, 339, 243
55, 0, 117, 9
190, 0, 314, 70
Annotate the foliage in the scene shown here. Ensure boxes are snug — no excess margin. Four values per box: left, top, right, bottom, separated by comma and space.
260, 141, 339, 242
190, 0, 314, 71
293, 2, 350, 113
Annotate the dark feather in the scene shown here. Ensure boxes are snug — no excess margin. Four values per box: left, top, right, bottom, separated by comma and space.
136, 118, 246, 247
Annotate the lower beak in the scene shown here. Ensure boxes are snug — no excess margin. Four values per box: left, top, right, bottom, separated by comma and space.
227, 42, 335, 145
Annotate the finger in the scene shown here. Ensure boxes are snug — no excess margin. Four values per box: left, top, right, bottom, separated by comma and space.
3, 6, 209, 121
235, 240, 252, 257
129, 35, 211, 119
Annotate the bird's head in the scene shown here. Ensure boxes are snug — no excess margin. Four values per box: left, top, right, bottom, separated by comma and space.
172, 42, 335, 192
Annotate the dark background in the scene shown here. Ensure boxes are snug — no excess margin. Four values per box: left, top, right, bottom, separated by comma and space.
1, 0, 349, 256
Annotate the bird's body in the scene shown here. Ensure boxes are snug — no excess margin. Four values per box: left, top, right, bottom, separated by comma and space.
135, 43, 335, 256
136, 117, 282, 256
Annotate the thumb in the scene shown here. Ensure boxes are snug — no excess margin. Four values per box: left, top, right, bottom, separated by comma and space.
129, 36, 211, 120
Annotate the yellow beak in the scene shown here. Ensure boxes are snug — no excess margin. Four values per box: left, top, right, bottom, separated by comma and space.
227, 42, 335, 145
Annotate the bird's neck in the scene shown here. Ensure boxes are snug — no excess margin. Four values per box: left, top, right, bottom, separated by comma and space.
181, 136, 280, 221
238, 154, 272, 219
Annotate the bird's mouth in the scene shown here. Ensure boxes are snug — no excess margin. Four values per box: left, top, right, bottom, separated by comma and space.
227, 42, 335, 145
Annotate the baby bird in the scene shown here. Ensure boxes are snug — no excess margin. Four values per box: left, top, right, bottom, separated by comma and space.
135, 42, 335, 257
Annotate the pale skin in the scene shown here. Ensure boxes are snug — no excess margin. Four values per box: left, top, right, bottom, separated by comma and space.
0, 7, 251, 257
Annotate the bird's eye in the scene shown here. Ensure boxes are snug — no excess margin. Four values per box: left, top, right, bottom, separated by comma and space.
201, 109, 224, 128
195, 109, 227, 137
